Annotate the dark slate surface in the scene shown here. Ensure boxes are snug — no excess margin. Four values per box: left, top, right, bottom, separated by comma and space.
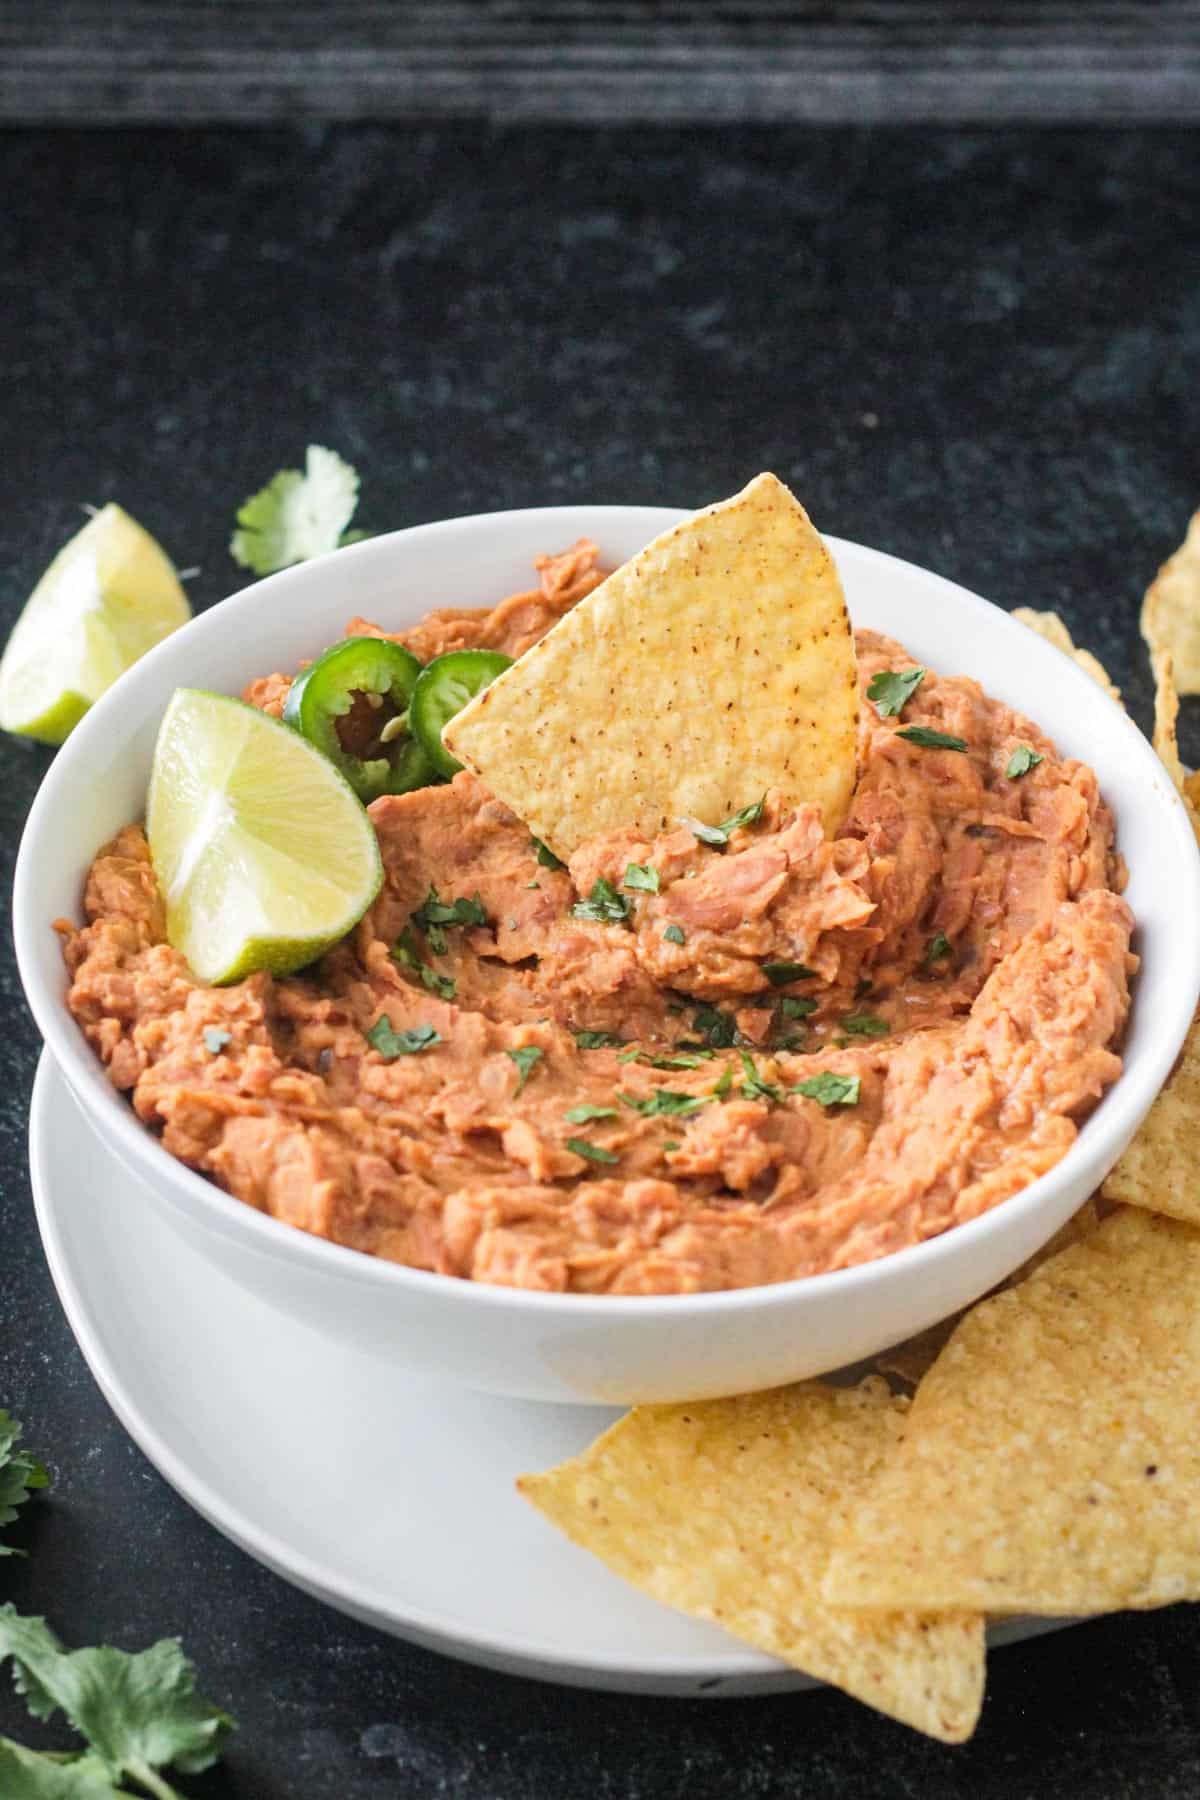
1, 125, 1199, 1797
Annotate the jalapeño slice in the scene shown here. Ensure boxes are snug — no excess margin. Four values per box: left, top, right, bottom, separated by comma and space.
283, 635, 432, 801
410, 649, 512, 779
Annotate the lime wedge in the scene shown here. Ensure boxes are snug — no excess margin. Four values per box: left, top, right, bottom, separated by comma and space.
0, 503, 191, 744
147, 689, 384, 984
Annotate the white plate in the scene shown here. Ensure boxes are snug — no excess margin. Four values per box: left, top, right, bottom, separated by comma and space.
30, 1051, 1062, 1697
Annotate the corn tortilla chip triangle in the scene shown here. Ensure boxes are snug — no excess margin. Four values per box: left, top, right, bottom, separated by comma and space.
1011, 608, 1122, 704
443, 474, 859, 858
1149, 648, 1200, 845
518, 1378, 984, 1742
824, 1209, 1200, 1616
1142, 508, 1200, 695
1103, 1013, 1200, 1224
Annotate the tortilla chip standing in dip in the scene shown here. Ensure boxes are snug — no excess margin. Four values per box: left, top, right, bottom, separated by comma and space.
60, 474, 1134, 1295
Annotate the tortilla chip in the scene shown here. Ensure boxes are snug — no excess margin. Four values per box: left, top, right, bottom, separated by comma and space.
1142, 509, 1200, 694
443, 474, 859, 858
876, 1198, 1102, 1387
1149, 649, 1200, 843
1011, 608, 1122, 704
1103, 1013, 1200, 1225
825, 1209, 1200, 1616
519, 1378, 984, 1742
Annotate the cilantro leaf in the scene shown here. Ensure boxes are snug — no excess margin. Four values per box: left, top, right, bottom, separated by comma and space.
201, 1028, 231, 1056
571, 879, 631, 925
712, 1065, 733, 1099
0, 1414, 49, 1558
839, 1013, 889, 1039
530, 837, 565, 871
922, 930, 951, 969
681, 795, 767, 850
688, 1003, 738, 1049
366, 1018, 440, 1060
0, 1605, 234, 1792
737, 1050, 785, 1104
662, 1140, 681, 1153
643, 1051, 712, 1071
663, 923, 686, 946
896, 726, 968, 752
794, 1072, 861, 1107
230, 445, 360, 575
619, 1088, 708, 1118
779, 995, 817, 1019
622, 863, 659, 894
574, 1030, 626, 1050
505, 1046, 543, 1093
867, 666, 926, 719
1005, 744, 1044, 779
763, 960, 815, 987
564, 1104, 619, 1124
566, 1138, 620, 1165
0, 1738, 131, 1797
391, 928, 457, 1000
411, 887, 489, 955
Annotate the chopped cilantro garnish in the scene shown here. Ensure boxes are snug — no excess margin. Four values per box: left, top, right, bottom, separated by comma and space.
505, 1045, 544, 1093
575, 1029, 626, 1049
203, 1027, 232, 1055
366, 1017, 441, 1059
1005, 744, 1044, 779
763, 960, 816, 987
531, 836, 566, 870
623, 862, 660, 893
0, 1411, 48, 1555
896, 726, 968, 752
681, 795, 767, 849
738, 1050, 785, 1104
867, 665, 926, 719
794, 1072, 861, 1107
391, 926, 456, 999
566, 1137, 620, 1165
840, 1013, 889, 1039
662, 1139, 681, 1152
922, 930, 951, 968
572, 878, 631, 925
620, 1088, 709, 1118
565, 1103, 620, 1124
663, 922, 686, 945
780, 995, 817, 1019
411, 886, 489, 953
526, 879, 541, 889
690, 1003, 738, 1048
646, 1051, 711, 1070
712, 1065, 733, 1099
230, 444, 361, 574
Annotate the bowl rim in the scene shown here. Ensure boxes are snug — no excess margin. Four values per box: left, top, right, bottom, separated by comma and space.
15, 502, 1200, 1318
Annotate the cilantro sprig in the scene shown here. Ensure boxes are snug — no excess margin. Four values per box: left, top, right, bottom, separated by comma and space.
230, 445, 364, 575
0, 1412, 48, 1558
411, 887, 489, 954
572, 879, 631, 925
391, 927, 457, 1000
366, 1017, 441, 1059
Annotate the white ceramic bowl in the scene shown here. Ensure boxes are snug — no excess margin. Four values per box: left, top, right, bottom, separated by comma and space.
15, 505, 1200, 1404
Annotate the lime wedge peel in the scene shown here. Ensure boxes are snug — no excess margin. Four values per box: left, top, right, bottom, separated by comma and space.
147, 689, 384, 985
0, 503, 191, 745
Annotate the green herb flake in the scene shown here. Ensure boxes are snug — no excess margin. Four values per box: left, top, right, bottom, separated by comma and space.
202, 1028, 232, 1056
839, 1013, 889, 1039
737, 1050, 785, 1104
867, 665, 926, 719
763, 960, 816, 987
566, 1137, 620, 1165
391, 926, 457, 1000
712, 1065, 733, 1100
922, 930, 952, 969
575, 1030, 627, 1050
663, 923, 686, 946
531, 836, 566, 871
564, 1104, 619, 1124
620, 1088, 709, 1118
681, 794, 767, 850
690, 1003, 738, 1048
366, 1017, 441, 1060
230, 444, 361, 575
571, 878, 631, 925
780, 995, 817, 1019
1005, 744, 1045, 779
505, 1046, 544, 1093
895, 725, 968, 752
662, 1139, 681, 1152
793, 1072, 862, 1107
645, 1051, 710, 1070
623, 862, 660, 894
526, 879, 541, 890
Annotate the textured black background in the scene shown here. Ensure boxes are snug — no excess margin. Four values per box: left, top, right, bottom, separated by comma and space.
2, 125, 1199, 1797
